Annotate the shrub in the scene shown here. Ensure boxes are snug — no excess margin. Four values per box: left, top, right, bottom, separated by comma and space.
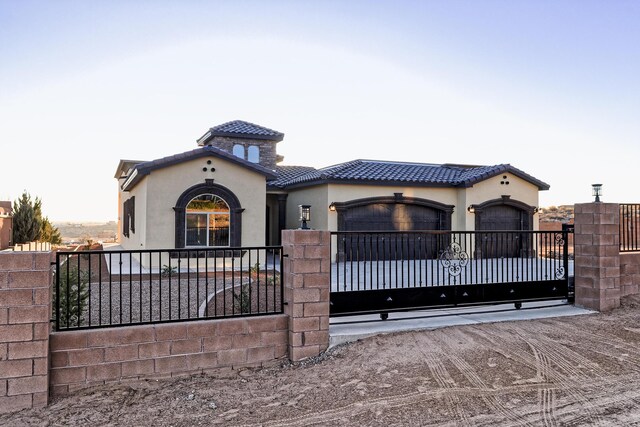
54, 266, 89, 328
161, 264, 177, 277
233, 284, 251, 314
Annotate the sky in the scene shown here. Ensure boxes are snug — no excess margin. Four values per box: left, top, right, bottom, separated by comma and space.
1, 0, 639, 222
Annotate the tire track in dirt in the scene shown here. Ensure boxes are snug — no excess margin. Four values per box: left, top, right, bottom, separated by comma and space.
427, 330, 536, 427
251, 382, 566, 427
449, 352, 535, 427
569, 328, 640, 369
420, 348, 473, 427
464, 325, 604, 426
530, 344, 557, 427
507, 324, 609, 379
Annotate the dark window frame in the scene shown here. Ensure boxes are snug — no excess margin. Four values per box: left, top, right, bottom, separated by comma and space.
174, 181, 243, 249
122, 196, 135, 238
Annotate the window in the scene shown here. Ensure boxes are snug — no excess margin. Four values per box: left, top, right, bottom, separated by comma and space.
247, 145, 260, 163
232, 144, 245, 159
122, 196, 135, 237
174, 182, 242, 248
185, 194, 230, 246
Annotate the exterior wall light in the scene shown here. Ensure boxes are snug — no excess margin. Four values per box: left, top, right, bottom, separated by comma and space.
467, 205, 475, 213
329, 203, 336, 212
299, 204, 311, 229
592, 183, 603, 203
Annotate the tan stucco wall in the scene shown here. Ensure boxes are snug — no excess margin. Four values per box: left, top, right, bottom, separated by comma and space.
119, 156, 267, 250
284, 176, 541, 234
285, 184, 461, 231
328, 184, 461, 231
463, 173, 541, 231
118, 178, 147, 250
285, 186, 329, 230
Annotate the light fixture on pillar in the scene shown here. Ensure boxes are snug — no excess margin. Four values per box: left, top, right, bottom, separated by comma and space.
592, 184, 603, 203
329, 203, 336, 212
299, 204, 311, 229
467, 205, 475, 213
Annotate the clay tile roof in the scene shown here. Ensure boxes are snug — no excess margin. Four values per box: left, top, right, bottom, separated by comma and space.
198, 120, 284, 144
270, 160, 549, 190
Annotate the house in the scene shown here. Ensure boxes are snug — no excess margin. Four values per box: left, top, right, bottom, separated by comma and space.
0, 201, 12, 250
114, 120, 549, 252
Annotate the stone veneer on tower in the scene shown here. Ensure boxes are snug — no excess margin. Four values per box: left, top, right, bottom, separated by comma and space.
196, 120, 284, 170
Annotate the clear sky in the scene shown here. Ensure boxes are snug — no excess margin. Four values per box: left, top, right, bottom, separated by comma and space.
1, 0, 639, 222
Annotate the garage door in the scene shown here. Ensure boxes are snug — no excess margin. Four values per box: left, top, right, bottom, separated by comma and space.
476, 204, 529, 258
337, 200, 452, 261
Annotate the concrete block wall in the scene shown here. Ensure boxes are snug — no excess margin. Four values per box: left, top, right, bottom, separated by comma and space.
620, 253, 640, 297
0, 252, 52, 414
49, 315, 288, 395
1, 229, 334, 412
574, 203, 621, 311
282, 230, 330, 361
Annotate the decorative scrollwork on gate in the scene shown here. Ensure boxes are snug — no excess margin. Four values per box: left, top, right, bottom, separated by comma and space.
555, 266, 566, 279
555, 233, 565, 246
439, 241, 469, 277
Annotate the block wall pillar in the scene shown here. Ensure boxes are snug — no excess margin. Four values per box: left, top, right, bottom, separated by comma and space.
0, 252, 52, 413
574, 203, 620, 311
281, 230, 330, 361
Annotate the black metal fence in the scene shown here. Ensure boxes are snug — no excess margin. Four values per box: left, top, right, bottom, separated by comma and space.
620, 204, 640, 252
330, 230, 573, 315
54, 246, 283, 331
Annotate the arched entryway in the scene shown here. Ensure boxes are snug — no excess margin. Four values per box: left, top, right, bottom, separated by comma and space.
472, 196, 536, 258
333, 194, 454, 260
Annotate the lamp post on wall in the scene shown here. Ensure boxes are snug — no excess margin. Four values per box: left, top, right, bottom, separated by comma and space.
299, 205, 311, 229
592, 184, 603, 203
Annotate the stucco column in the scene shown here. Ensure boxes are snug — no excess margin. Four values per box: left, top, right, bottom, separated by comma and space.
281, 230, 330, 361
574, 203, 620, 311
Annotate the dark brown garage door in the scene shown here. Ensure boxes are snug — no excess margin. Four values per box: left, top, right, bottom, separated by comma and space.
336, 198, 453, 261
476, 204, 530, 258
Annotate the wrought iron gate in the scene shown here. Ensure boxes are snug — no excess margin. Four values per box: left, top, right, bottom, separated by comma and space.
330, 229, 573, 317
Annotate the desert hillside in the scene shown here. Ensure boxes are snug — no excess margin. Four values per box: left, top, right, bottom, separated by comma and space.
53, 221, 117, 245
538, 205, 574, 223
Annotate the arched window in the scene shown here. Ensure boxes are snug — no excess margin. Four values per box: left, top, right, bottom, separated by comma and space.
185, 194, 230, 247
232, 144, 245, 159
247, 145, 260, 163
174, 182, 243, 249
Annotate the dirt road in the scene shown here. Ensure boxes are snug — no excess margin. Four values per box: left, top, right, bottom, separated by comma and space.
4, 296, 640, 426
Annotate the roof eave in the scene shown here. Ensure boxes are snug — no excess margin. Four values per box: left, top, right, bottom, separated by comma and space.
199, 130, 284, 144
462, 165, 550, 190
122, 147, 277, 191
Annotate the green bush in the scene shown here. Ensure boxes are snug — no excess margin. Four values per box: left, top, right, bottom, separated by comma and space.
54, 267, 89, 328
233, 284, 251, 314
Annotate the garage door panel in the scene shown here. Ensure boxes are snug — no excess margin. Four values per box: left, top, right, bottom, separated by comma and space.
476, 205, 531, 258
339, 202, 449, 260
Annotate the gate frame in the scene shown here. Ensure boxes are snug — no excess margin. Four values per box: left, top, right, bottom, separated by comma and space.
330, 229, 573, 317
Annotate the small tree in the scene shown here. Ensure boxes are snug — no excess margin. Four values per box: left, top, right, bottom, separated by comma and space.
12, 192, 41, 244
40, 217, 62, 245
54, 266, 89, 328
12, 191, 62, 245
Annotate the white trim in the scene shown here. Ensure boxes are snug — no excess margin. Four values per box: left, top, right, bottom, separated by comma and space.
122, 168, 138, 190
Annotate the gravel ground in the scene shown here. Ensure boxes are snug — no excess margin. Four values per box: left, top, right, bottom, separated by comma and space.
6, 295, 640, 426
57, 275, 281, 329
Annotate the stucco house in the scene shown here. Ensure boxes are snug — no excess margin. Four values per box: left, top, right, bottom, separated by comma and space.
115, 120, 549, 253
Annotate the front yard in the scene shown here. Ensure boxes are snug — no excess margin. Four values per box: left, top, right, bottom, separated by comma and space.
4, 296, 640, 426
